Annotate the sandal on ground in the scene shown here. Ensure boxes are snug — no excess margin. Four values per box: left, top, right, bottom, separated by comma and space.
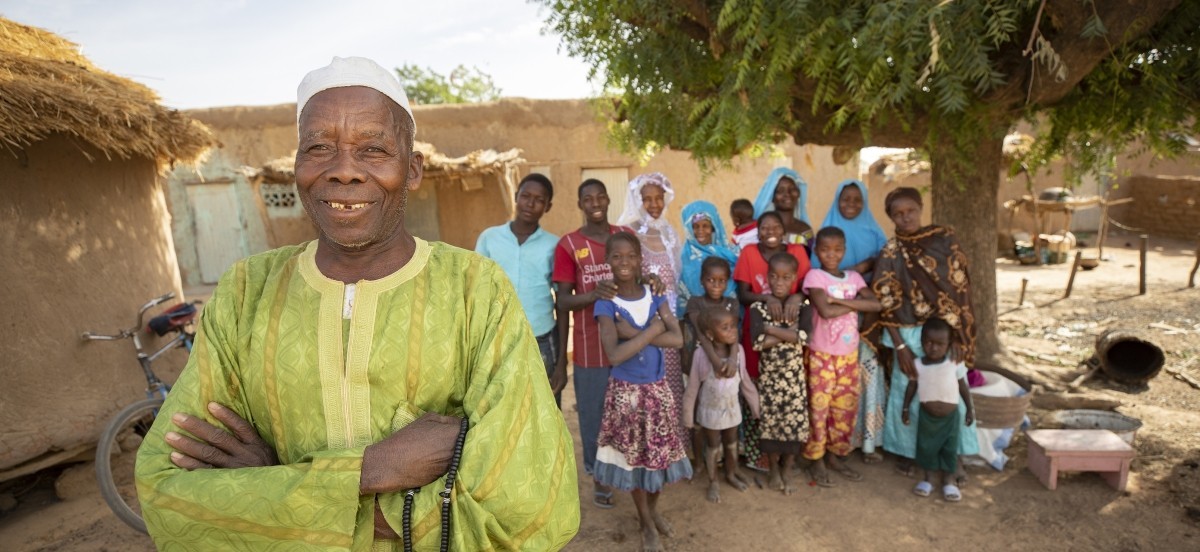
862, 452, 884, 464
943, 484, 962, 502
894, 461, 916, 478
593, 490, 615, 509
912, 481, 933, 497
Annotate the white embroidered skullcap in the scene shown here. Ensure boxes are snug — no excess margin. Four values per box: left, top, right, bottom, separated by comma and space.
296, 56, 415, 131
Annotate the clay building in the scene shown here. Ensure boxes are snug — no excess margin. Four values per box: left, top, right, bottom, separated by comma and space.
168, 98, 859, 286
412, 98, 861, 240
0, 20, 213, 475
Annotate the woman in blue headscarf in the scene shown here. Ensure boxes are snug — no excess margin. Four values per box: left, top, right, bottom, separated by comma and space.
812, 179, 888, 276
679, 201, 740, 309
753, 167, 813, 245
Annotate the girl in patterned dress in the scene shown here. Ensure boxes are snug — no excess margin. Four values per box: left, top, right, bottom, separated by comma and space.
733, 211, 811, 473
750, 252, 810, 495
593, 232, 692, 552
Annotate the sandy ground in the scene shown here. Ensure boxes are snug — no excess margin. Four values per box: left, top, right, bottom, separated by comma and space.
2, 230, 1198, 551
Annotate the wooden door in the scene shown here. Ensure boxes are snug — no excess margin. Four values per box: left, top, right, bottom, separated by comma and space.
188, 183, 248, 283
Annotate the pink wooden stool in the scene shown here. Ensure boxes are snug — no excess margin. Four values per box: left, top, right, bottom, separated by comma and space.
1026, 429, 1134, 491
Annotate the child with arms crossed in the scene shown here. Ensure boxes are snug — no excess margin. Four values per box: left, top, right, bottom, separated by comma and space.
903, 317, 975, 502
593, 232, 692, 552
802, 227, 881, 486
682, 307, 760, 503
750, 252, 809, 495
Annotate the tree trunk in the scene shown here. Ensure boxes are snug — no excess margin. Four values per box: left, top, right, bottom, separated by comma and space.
929, 120, 1006, 364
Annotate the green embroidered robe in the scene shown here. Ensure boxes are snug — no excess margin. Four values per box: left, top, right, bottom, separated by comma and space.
136, 239, 580, 550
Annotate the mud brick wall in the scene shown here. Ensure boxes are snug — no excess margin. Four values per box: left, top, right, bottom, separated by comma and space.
1128, 175, 1200, 240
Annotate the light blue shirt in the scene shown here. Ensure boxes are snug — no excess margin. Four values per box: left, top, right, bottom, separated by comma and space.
475, 223, 559, 335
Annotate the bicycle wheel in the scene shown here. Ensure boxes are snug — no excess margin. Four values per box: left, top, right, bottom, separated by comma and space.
96, 398, 164, 534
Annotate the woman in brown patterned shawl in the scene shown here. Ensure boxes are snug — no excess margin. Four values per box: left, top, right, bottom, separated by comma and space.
872, 187, 979, 478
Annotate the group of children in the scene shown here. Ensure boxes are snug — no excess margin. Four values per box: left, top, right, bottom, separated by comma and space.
588, 187, 978, 537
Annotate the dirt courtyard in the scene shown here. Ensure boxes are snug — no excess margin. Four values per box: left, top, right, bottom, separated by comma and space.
2, 230, 1198, 551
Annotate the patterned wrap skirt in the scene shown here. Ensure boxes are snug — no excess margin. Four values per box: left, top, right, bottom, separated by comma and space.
594, 377, 693, 492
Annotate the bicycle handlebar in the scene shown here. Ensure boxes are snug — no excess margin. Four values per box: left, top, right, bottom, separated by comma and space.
81, 292, 178, 341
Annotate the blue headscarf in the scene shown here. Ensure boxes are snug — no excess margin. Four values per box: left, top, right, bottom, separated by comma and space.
752, 167, 809, 223
813, 179, 888, 271
680, 201, 739, 302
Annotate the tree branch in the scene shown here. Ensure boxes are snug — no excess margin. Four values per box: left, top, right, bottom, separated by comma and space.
672, 0, 714, 34
993, 0, 1181, 107
616, 4, 710, 44
783, 79, 927, 148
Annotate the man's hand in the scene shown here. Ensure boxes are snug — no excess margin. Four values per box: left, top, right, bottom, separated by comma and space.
360, 413, 463, 494
550, 362, 568, 395
642, 272, 666, 295
902, 408, 911, 426
964, 408, 974, 427
166, 402, 279, 470
592, 278, 618, 301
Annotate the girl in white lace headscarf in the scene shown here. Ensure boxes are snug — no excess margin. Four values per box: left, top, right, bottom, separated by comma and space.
617, 172, 688, 445
617, 172, 681, 279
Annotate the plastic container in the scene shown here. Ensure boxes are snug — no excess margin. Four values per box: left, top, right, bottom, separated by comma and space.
1048, 409, 1143, 445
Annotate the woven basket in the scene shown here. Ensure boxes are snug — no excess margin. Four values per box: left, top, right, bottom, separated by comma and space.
970, 366, 1032, 430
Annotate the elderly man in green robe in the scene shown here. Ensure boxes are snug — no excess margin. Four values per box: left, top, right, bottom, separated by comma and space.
135, 57, 580, 550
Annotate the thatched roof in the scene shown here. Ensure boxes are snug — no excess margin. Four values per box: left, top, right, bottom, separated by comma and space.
0, 18, 213, 164
415, 141, 524, 179
249, 141, 524, 183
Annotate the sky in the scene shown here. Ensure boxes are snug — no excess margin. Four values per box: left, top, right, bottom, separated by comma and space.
5, 1, 903, 168
4, 0, 599, 109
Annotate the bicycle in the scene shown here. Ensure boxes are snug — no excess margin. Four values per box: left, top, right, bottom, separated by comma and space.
82, 292, 198, 534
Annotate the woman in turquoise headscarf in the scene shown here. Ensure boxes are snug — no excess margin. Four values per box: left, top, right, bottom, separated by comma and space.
753, 167, 813, 245
679, 200, 739, 309
812, 179, 888, 275
813, 179, 891, 463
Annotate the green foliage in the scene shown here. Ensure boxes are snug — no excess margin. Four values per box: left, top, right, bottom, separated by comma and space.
538, 0, 1200, 182
395, 64, 502, 105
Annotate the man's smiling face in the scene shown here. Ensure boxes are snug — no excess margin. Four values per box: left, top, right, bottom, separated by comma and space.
294, 86, 422, 251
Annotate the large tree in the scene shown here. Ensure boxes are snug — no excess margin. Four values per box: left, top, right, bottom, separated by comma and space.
539, 0, 1200, 362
